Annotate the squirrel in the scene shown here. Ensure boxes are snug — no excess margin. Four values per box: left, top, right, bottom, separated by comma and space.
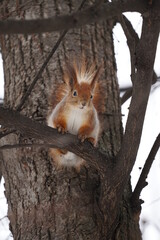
47, 57, 104, 170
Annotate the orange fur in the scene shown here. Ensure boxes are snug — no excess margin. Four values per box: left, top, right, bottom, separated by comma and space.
78, 121, 95, 143
54, 115, 67, 133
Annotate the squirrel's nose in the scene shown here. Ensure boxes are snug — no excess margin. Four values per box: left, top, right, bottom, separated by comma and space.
81, 101, 86, 107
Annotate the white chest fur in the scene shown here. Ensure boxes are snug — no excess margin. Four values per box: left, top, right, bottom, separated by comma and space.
67, 107, 86, 135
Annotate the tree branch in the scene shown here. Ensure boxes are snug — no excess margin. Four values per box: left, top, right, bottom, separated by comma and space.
119, 15, 136, 83
119, 15, 158, 105
0, 106, 112, 173
0, 1, 150, 34
115, 12, 160, 195
121, 87, 132, 105
0, 143, 58, 150
121, 72, 158, 105
130, 133, 160, 212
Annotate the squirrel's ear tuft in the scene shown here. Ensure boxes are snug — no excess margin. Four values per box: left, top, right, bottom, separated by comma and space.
64, 63, 78, 89
91, 65, 102, 90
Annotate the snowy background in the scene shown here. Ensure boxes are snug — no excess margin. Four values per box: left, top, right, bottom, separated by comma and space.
0, 13, 160, 240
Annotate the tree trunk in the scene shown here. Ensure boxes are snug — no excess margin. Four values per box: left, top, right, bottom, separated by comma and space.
0, 1, 142, 239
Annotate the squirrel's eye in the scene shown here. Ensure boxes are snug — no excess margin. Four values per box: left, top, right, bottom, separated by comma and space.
90, 94, 93, 99
73, 90, 78, 97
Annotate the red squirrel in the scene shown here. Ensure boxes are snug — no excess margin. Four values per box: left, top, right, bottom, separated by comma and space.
47, 58, 104, 170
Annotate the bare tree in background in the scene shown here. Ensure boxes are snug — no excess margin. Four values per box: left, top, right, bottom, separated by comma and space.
0, 0, 160, 239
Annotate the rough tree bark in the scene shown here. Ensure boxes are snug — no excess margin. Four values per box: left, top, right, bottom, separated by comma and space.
0, 1, 142, 239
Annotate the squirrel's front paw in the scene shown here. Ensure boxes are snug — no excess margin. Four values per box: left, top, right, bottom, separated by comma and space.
78, 134, 96, 146
56, 124, 67, 134
78, 133, 87, 142
78, 126, 93, 143
87, 137, 96, 146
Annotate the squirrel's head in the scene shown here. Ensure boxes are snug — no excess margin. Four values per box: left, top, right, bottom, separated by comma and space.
64, 61, 102, 109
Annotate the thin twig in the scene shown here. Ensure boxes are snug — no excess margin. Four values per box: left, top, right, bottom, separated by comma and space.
131, 134, 160, 211
120, 86, 132, 92
16, 0, 87, 111
120, 72, 159, 105
121, 88, 132, 105
119, 15, 136, 83
0, 216, 8, 221
16, 30, 67, 111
